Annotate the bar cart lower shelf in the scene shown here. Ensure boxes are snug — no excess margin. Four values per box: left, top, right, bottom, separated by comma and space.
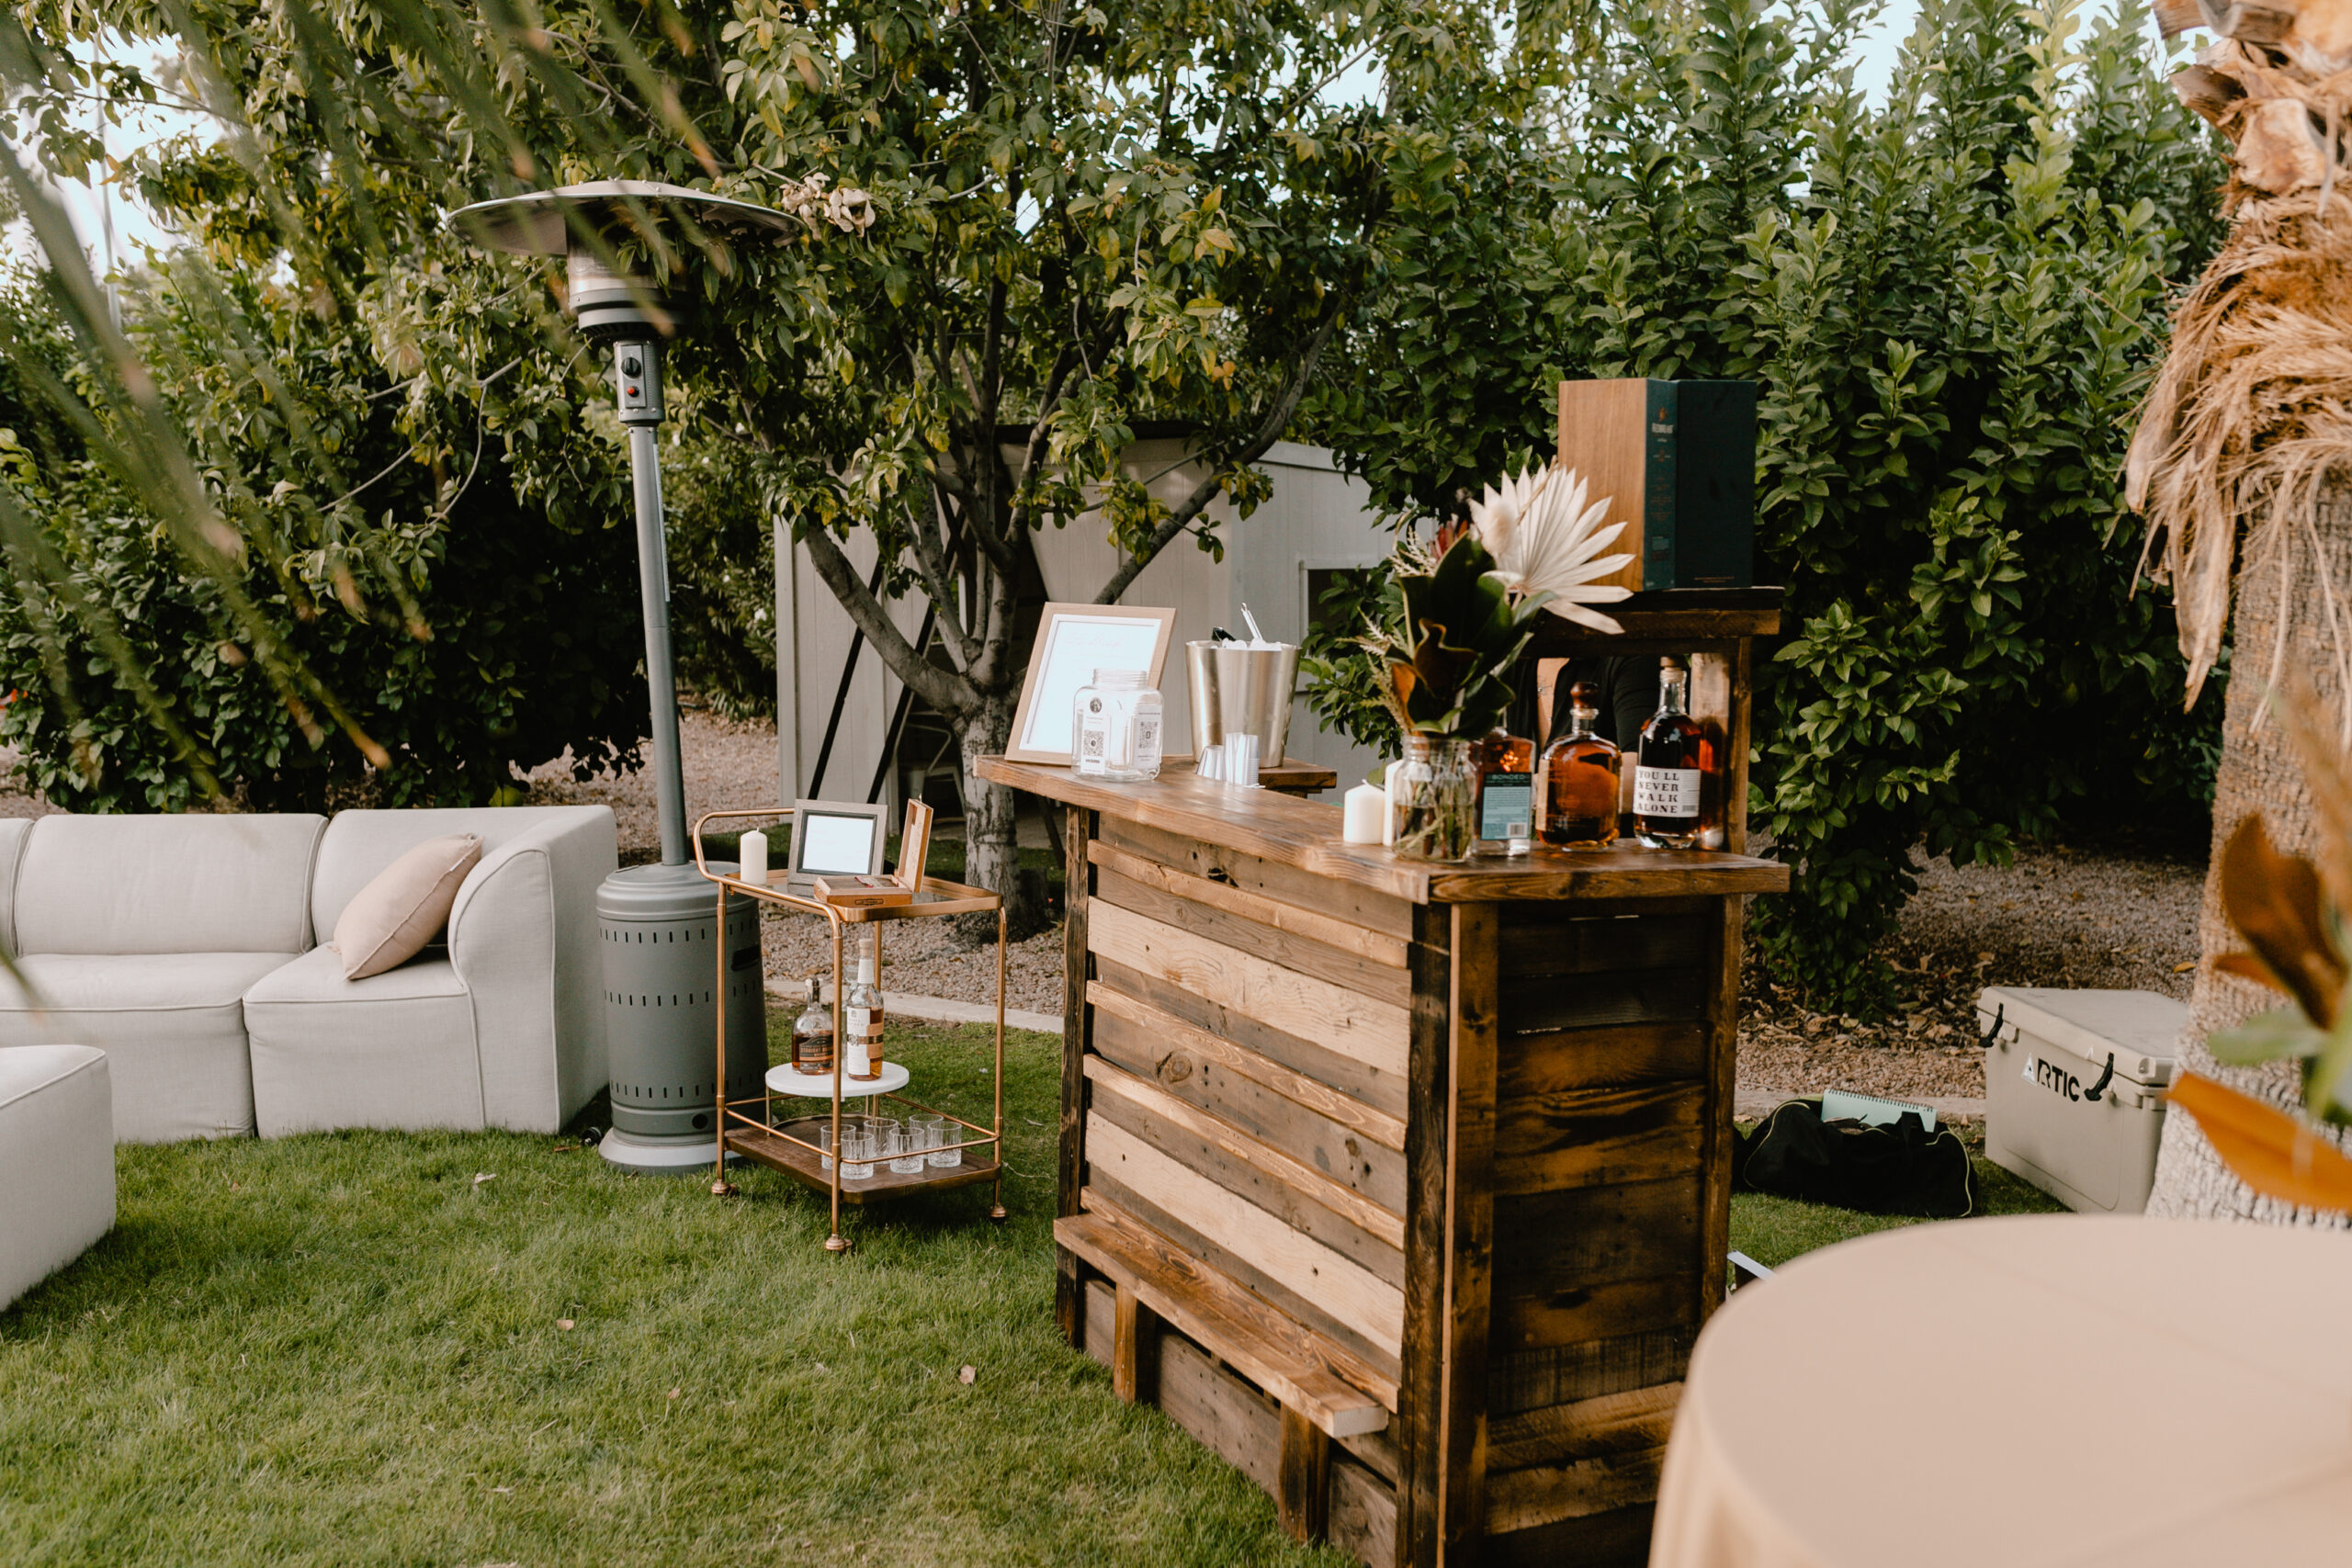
694, 807, 1009, 1252
730, 1116, 1004, 1203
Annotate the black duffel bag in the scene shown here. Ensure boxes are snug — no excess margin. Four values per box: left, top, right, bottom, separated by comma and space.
1735, 1099, 1975, 1218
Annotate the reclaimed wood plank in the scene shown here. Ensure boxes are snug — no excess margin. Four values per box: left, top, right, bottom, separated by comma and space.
1700, 895, 1742, 1324
1396, 902, 1453, 1568
1484, 1502, 1655, 1568
1331, 1450, 1399, 1568
1113, 1281, 1158, 1405
1085, 1055, 1408, 1265
1491, 1178, 1703, 1293
1280, 1407, 1334, 1544
1093, 957, 1409, 1125
1484, 1447, 1668, 1537
1486, 1383, 1680, 1472
1494, 1081, 1709, 1196
1065, 1194, 1398, 1422
1497, 1021, 1708, 1100
1091, 837, 1411, 968
1498, 966, 1705, 1035
1089, 899, 1411, 1080
1489, 1274, 1701, 1353
1497, 914, 1709, 979
1086, 1172, 1403, 1404
1058, 804, 1096, 1348
1101, 816, 1419, 940
1095, 864, 1414, 1010
1439, 902, 1501, 1564
1091, 999, 1408, 1213
1485, 1332, 1694, 1418
1086, 1114, 1407, 1362
984, 757, 1789, 905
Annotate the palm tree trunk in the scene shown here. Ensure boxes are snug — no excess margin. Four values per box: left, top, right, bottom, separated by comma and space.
2148, 489, 2352, 1222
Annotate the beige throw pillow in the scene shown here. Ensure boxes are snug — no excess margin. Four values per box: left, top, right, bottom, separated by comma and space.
333, 833, 482, 979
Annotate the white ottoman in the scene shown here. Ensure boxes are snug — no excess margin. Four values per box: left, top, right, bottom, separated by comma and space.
0, 1045, 115, 1311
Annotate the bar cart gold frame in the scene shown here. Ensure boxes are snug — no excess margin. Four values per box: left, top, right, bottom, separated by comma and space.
691, 807, 1008, 1253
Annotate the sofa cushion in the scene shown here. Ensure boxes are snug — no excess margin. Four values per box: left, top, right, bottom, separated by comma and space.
243, 945, 482, 1135
0, 1043, 114, 1310
0, 953, 291, 1142
310, 807, 610, 939
15, 813, 325, 955
333, 832, 481, 979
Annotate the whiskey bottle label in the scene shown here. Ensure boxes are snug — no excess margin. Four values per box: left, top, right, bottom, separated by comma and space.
845, 1010, 874, 1076
1478, 772, 1532, 840
1633, 765, 1701, 818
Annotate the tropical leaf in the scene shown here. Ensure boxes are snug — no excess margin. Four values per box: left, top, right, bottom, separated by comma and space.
2166, 1072, 2352, 1213
2208, 1005, 2328, 1065
2218, 813, 2346, 1027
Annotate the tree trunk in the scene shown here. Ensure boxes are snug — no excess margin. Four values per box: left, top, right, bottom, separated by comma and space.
2147, 489, 2352, 1222
956, 693, 1044, 944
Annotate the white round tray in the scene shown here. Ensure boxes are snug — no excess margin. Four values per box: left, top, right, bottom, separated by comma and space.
765, 1059, 910, 1100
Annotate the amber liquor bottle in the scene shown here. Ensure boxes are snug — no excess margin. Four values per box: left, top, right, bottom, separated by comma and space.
1537, 682, 1621, 847
790, 974, 835, 1075
1634, 659, 1713, 848
1475, 727, 1537, 852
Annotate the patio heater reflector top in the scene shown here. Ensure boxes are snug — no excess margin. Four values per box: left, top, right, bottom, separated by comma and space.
447, 180, 804, 341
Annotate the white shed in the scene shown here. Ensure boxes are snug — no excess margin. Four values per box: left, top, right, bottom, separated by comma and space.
770, 438, 1392, 817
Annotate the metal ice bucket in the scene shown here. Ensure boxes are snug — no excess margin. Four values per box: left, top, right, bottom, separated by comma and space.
1185, 640, 1302, 766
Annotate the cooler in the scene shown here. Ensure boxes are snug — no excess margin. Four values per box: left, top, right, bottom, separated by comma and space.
1974, 987, 2186, 1214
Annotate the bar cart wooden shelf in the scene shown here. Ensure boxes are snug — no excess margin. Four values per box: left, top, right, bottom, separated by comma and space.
692, 807, 1008, 1252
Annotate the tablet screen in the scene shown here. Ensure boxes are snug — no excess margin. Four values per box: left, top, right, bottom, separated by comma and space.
797, 812, 877, 876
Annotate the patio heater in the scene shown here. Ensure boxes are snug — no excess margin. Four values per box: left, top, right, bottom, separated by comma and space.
447, 181, 786, 1171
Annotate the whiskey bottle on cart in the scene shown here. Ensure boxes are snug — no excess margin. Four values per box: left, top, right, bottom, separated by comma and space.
1634, 658, 1713, 848
1537, 682, 1620, 847
790, 974, 835, 1076
845, 934, 886, 1081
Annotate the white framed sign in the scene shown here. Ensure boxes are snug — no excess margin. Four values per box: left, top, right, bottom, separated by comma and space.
1004, 603, 1177, 765
785, 799, 890, 887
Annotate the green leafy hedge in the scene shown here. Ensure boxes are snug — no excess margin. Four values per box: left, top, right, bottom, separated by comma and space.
1305, 0, 2227, 1004
0, 265, 648, 812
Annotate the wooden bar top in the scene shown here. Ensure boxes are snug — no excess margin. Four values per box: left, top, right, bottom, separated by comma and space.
978, 756, 1789, 906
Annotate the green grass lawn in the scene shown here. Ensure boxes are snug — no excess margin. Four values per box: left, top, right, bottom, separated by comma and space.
2, 1022, 2062, 1566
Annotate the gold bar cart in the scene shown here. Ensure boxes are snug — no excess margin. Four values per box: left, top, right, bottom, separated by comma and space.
692, 807, 1008, 1251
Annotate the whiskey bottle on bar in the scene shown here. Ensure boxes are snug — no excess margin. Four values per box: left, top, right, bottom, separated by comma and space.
1634, 658, 1713, 848
1537, 682, 1620, 847
1475, 726, 1537, 853
846, 932, 886, 1081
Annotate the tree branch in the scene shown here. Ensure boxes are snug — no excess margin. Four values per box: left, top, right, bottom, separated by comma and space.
798, 523, 971, 716
1093, 294, 1346, 605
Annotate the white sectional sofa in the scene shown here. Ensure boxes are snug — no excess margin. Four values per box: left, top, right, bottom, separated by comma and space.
0, 806, 615, 1143
0, 1043, 113, 1309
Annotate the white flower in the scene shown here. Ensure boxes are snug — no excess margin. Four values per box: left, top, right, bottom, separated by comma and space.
1467, 464, 1634, 633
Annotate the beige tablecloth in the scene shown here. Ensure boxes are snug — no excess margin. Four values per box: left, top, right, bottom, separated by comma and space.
1651, 1215, 2352, 1568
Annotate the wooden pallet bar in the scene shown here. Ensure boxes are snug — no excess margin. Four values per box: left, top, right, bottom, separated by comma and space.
979, 588, 1787, 1567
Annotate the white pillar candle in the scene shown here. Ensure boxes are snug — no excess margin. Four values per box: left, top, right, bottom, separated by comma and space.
740, 828, 769, 886
1342, 783, 1385, 844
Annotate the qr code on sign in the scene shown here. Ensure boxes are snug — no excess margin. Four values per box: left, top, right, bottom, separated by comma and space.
1080, 730, 1105, 758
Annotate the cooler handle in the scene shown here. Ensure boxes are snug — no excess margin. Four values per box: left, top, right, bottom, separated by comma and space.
1978, 1003, 2004, 1050
2084, 1052, 2115, 1103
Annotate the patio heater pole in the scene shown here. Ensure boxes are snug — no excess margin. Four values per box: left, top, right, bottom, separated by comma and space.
447, 182, 802, 1170
616, 341, 688, 866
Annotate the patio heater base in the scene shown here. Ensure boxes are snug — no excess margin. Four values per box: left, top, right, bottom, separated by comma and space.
597, 862, 766, 1173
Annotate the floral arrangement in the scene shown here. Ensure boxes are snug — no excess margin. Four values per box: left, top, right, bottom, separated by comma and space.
1357, 464, 1633, 738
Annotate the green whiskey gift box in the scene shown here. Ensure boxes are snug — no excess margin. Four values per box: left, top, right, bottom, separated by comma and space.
1555, 378, 1757, 591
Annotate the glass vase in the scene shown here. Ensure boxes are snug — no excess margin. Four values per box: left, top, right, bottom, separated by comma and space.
1390, 735, 1477, 863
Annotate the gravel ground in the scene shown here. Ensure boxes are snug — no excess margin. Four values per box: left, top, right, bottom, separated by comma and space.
0, 720, 2213, 1092
1736, 837, 2205, 1104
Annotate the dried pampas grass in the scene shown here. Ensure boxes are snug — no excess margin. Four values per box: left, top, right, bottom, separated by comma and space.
2128, 191, 2352, 710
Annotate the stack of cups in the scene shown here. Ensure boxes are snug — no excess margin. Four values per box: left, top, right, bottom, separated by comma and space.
1226, 732, 1261, 791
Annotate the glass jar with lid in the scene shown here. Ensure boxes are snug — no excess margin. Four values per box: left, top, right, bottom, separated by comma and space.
1071, 668, 1163, 781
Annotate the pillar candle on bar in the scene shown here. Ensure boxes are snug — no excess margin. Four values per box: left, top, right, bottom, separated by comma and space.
740, 829, 768, 886
1342, 783, 1385, 843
